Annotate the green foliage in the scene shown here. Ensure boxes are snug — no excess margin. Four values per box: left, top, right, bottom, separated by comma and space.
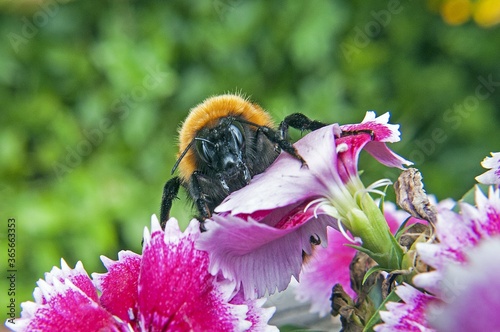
1, 0, 499, 324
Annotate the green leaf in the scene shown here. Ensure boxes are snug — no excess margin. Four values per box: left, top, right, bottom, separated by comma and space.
363, 265, 385, 285
345, 244, 375, 256
363, 288, 401, 332
393, 216, 412, 240
388, 229, 405, 269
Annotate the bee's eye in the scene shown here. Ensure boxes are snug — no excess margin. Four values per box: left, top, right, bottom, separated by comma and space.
229, 123, 244, 149
196, 138, 215, 165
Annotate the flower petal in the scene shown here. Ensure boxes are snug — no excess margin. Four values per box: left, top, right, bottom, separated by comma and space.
6, 278, 126, 332
472, 185, 500, 236
412, 270, 444, 296
375, 284, 436, 332
364, 141, 413, 169
475, 152, 500, 185
229, 292, 279, 332
427, 238, 500, 332
197, 214, 335, 299
137, 215, 250, 331
415, 208, 475, 270
383, 201, 415, 232
341, 111, 401, 143
43, 259, 99, 304
294, 227, 357, 317
339, 112, 412, 171
416, 187, 500, 272
92, 250, 141, 323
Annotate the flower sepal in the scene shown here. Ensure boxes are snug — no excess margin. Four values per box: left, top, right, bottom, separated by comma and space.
345, 230, 403, 272
345, 194, 405, 270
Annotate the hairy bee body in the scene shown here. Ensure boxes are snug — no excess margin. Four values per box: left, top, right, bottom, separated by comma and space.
160, 94, 326, 229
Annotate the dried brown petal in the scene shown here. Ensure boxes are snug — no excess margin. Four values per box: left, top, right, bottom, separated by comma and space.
394, 168, 437, 224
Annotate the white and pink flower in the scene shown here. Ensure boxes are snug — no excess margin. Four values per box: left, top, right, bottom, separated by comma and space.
377, 186, 500, 331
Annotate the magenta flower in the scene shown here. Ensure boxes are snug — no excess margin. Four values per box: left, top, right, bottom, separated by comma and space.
6, 260, 130, 332
294, 202, 425, 317
6, 216, 277, 332
475, 152, 500, 185
197, 112, 412, 299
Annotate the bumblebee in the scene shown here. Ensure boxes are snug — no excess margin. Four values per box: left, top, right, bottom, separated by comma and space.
160, 94, 326, 229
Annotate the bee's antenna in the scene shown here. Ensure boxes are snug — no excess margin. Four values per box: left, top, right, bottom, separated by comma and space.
171, 140, 194, 175
171, 138, 215, 175
194, 137, 215, 146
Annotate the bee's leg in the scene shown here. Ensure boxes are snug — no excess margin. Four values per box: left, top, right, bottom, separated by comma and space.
281, 113, 374, 141
160, 177, 181, 229
257, 126, 307, 167
341, 129, 374, 139
188, 171, 212, 232
278, 113, 327, 140
256, 113, 327, 167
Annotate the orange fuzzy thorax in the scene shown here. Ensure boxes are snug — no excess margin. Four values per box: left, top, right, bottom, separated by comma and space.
177, 94, 275, 181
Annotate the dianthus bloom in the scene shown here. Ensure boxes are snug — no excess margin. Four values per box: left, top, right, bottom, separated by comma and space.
6, 216, 277, 332
197, 112, 412, 299
414, 187, 500, 296
376, 186, 500, 331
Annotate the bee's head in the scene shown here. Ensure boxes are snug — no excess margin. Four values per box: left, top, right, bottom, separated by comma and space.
195, 118, 250, 190
173, 94, 275, 184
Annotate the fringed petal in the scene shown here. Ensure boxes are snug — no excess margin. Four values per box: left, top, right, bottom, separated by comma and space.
137, 216, 250, 331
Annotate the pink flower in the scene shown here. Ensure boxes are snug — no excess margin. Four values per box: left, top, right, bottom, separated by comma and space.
197, 112, 411, 299
475, 152, 500, 185
6, 216, 277, 332
6, 260, 130, 332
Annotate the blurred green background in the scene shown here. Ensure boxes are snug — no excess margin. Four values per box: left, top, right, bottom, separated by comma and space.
1, 0, 500, 326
